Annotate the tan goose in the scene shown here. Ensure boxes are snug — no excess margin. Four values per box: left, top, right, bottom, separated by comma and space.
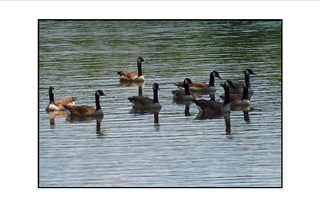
175, 70, 222, 92
193, 80, 236, 115
63, 90, 105, 117
229, 69, 256, 95
128, 83, 161, 112
45, 86, 77, 112
117, 57, 147, 82
172, 78, 196, 103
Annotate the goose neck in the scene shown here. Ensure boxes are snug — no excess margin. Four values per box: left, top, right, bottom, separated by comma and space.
184, 82, 191, 95
49, 92, 55, 104
95, 93, 101, 111
153, 88, 159, 103
242, 84, 249, 100
223, 86, 231, 105
137, 61, 143, 76
208, 74, 215, 87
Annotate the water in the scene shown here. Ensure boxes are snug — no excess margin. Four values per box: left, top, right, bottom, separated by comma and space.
39, 20, 282, 187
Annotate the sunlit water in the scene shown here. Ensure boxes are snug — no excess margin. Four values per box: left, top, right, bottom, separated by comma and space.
39, 20, 281, 187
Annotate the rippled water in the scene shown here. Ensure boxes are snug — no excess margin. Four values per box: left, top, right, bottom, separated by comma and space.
39, 20, 282, 187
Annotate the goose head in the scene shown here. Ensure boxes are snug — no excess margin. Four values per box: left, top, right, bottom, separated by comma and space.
96, 90, 106, 97
245, 69, 256, 76
184, 78, 193, 85
153, 83, 160, 91
137, 57, 147, 63
211, 70, 222, 80
49, 86, 54, 94
220, 80, 237, 89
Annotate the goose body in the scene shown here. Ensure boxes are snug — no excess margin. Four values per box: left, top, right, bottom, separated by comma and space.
63, 90, 105, 117
45, 86, 77, 112
229, 69, 255, 95
117, 57, 146, 82
128, 83, 161, 112
172, 78, 195, 103
175, 71, 222, 92
193, 80, 236, 116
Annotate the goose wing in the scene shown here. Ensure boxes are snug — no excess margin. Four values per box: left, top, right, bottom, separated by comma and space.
55, 97, 77, 106
117, 71, 139, 80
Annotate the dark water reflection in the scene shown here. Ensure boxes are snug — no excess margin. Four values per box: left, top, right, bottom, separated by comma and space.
39, 20, 281, 187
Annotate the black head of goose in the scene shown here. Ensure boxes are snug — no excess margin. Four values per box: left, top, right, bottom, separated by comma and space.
193, 80, 236, 115
229, 69, 255, 95
172, 78, 196, 103
63, 90, 106, 117
128, 83, 161, 112
45, 86, 77, 112
117, 57, 147, 82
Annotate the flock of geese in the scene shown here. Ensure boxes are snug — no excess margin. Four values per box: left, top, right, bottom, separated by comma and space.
45, 57, 256, 120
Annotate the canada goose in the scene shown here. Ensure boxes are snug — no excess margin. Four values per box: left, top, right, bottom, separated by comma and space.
229, 69, 256, 95
117, 57, 147, 82
193, 80, 236, 115
45, 86, 77, 112
172, 78, 195, 103
220, 80, 251, 107
175, 70, 222, 92
128, 83, 161, 111
63, 90, 106, 117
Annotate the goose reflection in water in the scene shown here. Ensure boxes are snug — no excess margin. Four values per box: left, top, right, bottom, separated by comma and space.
48, 111, 68, 127
65, 116, 104, 137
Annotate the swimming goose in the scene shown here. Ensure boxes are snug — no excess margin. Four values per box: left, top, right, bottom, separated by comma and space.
45, 86, 77, 112
193, 80, 236, 115
117, 57, 147, 82
172, 78, 196, 103
221, 80, 251, 107
229, 69, 256, 95
128, 83, 161, 112
175, 71, 222, 92
63, 90, 106, 117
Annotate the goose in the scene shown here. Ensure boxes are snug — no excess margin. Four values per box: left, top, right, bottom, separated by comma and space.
117, 57, 147, 82
175, 70, 222, 92
229, 69, 256, 95
172, 78, 195, 103
63, 90, 106, 117
128, 83, 161, 112
45, 86, 77, 112
220, 80, 251, 107
193, 80, 236, 115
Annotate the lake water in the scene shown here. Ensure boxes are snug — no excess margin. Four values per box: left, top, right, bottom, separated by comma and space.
39, 20, 282, 187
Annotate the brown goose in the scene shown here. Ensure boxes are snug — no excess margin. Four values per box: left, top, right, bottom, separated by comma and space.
220, 80, 251, 107
128, 83, 161, 112
172, 78, 195, 103
193, 80, 236, 115
117, 57, 146, 82
175, 70, 222, 92
63, 90, 105, 117
45, 86, 77, 112
229, 69, 256, 95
